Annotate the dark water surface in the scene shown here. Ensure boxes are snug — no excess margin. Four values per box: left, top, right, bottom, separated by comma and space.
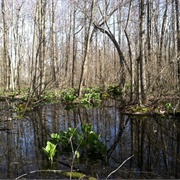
0, 100, 179, 179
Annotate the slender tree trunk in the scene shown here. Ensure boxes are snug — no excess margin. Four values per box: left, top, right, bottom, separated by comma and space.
14, 2, 24, 91
11, 0, 15, 91
78, 0, 96, 97
39, 0, 46, 95
146, 0, 152, 89
30, 3, 38, 97
51, 0, 58, 85
158, 0, 168, 79
65, 10, 72, 85
72, 7, 76, 88
175, 0, 180, 86
138, 0, 146, 104
124, 0, 133, 101
95, 25, 130, 87
2, 0, 11, 90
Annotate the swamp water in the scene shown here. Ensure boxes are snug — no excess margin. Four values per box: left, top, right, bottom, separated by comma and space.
0, 100, 179, 179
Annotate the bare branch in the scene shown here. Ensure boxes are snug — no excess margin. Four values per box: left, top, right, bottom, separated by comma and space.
106, 155, 134, 179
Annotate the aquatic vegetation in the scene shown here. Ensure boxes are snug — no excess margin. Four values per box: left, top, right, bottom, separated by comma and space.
80, 123, 107, 158
61, 89, 77, 103
81, 90, 101, 108
0, 85, 131, 112
60, 87, 103, 109
129, 105, 151, 114
42, 123, 107, 162
15, 169, 96, 179
107, 85, 122, 98
42, 141, 57, 162
63, 171, 96, 180
40, 90, 58, 104
124, 83, 132, 93
0, 88, 28, 100
14, 102, 34, 118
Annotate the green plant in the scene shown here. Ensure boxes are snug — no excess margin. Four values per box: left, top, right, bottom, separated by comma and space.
80, 123, 106, 158
61, 89, 77, 103
42, 123, 107, 162
42, 141, 57, 162
165, 102, 173, 110
81, 91, 101, 108
107, 85, 122, 98
130, 105, 150, 114
41, 91, 58, 103
14, 102, 33, 118
124, 83, 132, 94
58, 127, 79, 151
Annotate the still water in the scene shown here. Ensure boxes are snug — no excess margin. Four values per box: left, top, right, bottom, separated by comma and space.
0, 100, 179, 179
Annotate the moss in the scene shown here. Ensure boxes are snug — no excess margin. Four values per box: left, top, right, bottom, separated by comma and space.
130, 106, 151, 114
89, 177, 97, 180
63, 171, 96, 179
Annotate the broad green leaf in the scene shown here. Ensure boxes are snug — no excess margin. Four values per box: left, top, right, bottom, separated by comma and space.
75, 150, 80, 159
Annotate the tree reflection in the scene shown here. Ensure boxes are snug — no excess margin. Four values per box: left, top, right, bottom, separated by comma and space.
0, 102, 179, 178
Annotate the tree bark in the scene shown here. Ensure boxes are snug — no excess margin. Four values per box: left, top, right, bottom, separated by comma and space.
78, 0, 96, 97
124, 0, 133, 101
94, 24, 130, 88
30, 0, 47, 98
175, 0, 180, 86
72, 6, 77, 88
138, 0, 146, 104
51, 0, 58, 85
158, 0, 168, 77
2, 0, 11, 90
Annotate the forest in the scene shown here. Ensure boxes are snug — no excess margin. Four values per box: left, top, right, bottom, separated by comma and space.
0, 0, 179, 108
0, 0, 180, 179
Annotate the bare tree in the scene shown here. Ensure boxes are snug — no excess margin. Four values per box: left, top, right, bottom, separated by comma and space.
175, 0, 180, 86
51, 0, 58, 85
30, 0, 47, 98
2, 0, 11, 90
138, 0, 146, 104
71, 5, 77, 88
0, 0, 179, 103
157, 0, 168, 76
146, 0, 152, 89
94, 1, 131, 89
78, 0, 96, 97
124, 0, 133, 101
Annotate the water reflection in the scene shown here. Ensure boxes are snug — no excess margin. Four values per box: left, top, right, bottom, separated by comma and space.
0, 101, 179, 179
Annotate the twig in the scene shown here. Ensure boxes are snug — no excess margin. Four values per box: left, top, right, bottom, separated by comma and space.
15, 170, 63, 180
15, 173, 27, 180
69, 123, 81, 180
106, 155, 134, 179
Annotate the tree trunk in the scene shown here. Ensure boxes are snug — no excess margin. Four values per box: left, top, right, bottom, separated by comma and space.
94, 24, 130, 88
65, 10, 72, 85
146, 0, 152, 89
51, 0, 58, 85
175, 0, 180, 86
2, 0, 11, 90
158, 0, 168, 79
30, 0, 47, 98
78, 0, 96, 97
124, 0, 133, 101
38, 0, 46, 96
71, 6, 77, 88
138, 0, 146, 104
